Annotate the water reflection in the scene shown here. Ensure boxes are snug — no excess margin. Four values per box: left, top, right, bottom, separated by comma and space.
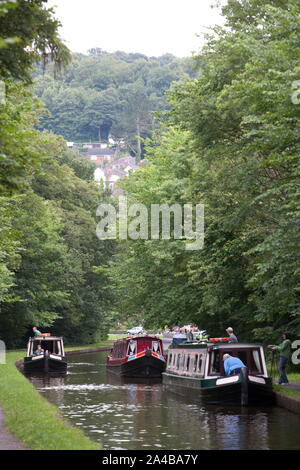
25, 351, 300, 450
207, 408, 269, 450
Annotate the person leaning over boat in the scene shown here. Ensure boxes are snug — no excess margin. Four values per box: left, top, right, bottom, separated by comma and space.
226, 327, 238, 343
267, 332, 292, 385
223, 354, 247, 376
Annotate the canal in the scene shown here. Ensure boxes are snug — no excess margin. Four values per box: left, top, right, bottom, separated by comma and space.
27, 351, 300, 450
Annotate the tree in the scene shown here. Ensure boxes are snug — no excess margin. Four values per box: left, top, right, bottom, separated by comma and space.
114, 80, 152, 160
0, 0, 71, 83
0, 195, 21, 304
0, 191, 70, 347
82, 87, 120, 142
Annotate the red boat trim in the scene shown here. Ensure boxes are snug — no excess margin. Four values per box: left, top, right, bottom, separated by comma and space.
136, 351, 145, 358
152, 351, 166, 361
126, 350, 166, 362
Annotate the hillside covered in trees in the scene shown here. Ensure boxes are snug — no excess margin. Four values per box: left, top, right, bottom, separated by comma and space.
34, 49, 196, 158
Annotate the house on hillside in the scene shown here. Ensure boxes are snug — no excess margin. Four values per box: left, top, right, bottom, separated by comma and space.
85, 147, 117, 166
111, 156, 139, 173
94, 167, 127, 191
93, 152, 144, 193
82, 142, 106, 149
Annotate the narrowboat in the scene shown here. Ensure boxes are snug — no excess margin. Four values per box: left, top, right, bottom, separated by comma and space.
162, 329, 208, 353
106, 335, 166, 378
162, 339, 275, 406
23, 334, 67, 374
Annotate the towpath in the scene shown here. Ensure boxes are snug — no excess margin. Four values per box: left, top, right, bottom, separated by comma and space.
0, 404, 27, 450
277, 382, 300, 391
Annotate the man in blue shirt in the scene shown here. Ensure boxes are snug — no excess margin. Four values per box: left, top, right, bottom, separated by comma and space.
223, 353, 247, 376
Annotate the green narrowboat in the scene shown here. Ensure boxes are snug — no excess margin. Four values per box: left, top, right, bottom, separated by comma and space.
162, 339, 275, 406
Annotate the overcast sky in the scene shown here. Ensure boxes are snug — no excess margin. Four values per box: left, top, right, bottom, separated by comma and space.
47, 0, 225, 58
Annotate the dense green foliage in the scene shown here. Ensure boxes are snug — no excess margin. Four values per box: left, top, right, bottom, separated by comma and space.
107, 0, 300, 342
33, 49, 196, 157
1, 0, 299, 349
0, 1, 115, 348
0, 0, 71, 83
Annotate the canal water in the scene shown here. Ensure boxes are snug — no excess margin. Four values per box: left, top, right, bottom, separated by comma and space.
27, 351, 300, 450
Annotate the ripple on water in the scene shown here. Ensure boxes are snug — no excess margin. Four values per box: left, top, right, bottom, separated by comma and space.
37, 383, 123, 392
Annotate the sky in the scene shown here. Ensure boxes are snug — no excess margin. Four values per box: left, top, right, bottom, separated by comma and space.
47, 0, 225, 58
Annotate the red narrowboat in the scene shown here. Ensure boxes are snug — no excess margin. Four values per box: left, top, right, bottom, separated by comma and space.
106, 335, 166, 378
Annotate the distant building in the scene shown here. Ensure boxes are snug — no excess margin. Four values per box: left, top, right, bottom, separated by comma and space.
86, 147, 117, 166
82, 142, 107, 149
111, 156, 139, 172
94, 167, 127, 191
94, 155, 141, 193
71, 141, 141, 193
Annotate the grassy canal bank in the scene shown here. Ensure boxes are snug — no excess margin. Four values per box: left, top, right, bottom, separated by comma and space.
0, 341, 112, 450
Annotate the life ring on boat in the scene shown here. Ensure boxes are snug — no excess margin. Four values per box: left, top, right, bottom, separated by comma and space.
209, 337, 230, 343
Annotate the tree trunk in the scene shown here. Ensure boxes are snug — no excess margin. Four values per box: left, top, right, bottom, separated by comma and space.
136, 118, 141, 163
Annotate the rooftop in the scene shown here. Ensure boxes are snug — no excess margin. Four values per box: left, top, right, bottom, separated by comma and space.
86, 148, 116, 156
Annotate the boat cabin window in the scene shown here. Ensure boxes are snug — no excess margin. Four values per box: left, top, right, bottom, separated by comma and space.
167, 350, 206, 376
237, 350, 247, 366
197, 355, 204, 374
194, 354, 198, 372
210, 350, 220, 374
227, 349, 263, 375
127, 340, 137, 356
112, 341, 127, 358
32, 340, 59, 355
208, 347, 264, 376
249, 349, 263, 374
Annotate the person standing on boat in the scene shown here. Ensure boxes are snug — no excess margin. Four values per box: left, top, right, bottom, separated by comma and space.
226, 327, 238, 343
267, 332, 292, 385
223, 354, 247, 376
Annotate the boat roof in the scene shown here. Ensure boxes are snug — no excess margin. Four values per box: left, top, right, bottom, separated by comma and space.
30, 336, 63, 341
169, 341, 263, 350
213, 342, 263, 348
115, 335, 162, 343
